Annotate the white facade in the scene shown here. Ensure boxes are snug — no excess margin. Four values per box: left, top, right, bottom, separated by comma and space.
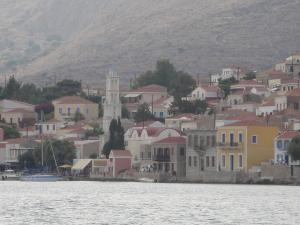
274, 95, 287, 112
274, 133, 300, 166
102, 71, 122, 135
211, 74, 221, 83
221, 67, 244, 81
190, 86, 219, 101
125, 127, 182, 164
256, 105, 276, 116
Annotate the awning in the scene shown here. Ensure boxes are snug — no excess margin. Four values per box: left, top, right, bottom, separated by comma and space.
71, 159, 92, 171
124, 93, 141, 98
59, 164, 72, 168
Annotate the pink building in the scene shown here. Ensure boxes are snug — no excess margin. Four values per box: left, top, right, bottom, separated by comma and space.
109, 150, 132, 177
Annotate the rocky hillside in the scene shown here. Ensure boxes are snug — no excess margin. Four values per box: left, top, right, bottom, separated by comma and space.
0, 0, 299, 85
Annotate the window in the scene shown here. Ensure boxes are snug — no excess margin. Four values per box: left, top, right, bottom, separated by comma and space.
230, 133, 234, 146
159, 112, 164, 118
251, 135, 257, 144
148, 152, 151, 159
194, 135, 198, 147
86, 108, 89, 114
141, 152, 144, 160
193, 156, 197, 167
222, 155, 226, 168
53, 124, 55, 130
59, 108, 62, 113
206, 136, 210, 146
77, 107, 80, 113
206, 156, 210, 167
238, 133, 243, 143
200, 136, 204, 146
239, 155, 243, 168
188, 156, 192, 167
46, 125, 49, 130
211, 156, 215, 167
284, 140, 289, 150
277, 140, 283, 149
180, 148, 185, 156
211, 136, 216, 147
67, 108, 71, 115
188, 135, 192, 147
171, 148, 174, 155
222, 133, 226, 143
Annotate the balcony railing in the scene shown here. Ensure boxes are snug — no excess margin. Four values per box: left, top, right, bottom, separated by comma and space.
153, 155, 171, 162
218, 142, 243, 149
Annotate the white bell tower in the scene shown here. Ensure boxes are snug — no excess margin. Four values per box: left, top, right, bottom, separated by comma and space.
102, 70, 122, 135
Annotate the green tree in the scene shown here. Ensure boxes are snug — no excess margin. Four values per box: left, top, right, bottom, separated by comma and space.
0, 125, 20, 139
102, 119, 125, 158
218, 77, 238, 98
170, 71, 196, 103
122, 106, 130, 119
134, 103, 154, 123
73, 111, 85, 122
56, 79, 81, 96
288, 136, 300, 161
2, 76, 21, 99
244, 71, 256, 80
18, 150, 36, 169
34, 139, 76, 171
170, 100, 207, 115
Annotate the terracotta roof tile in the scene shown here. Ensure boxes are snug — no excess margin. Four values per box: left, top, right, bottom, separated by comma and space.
131, 84, 167, 93
111, 150, 132, 157
277, 131, 300, 139
54, 96, 96, 105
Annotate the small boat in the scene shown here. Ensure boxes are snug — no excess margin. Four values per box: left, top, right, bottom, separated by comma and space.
1, 169, 20, 181
137, 177, 156, 183
20, 174, 62, 182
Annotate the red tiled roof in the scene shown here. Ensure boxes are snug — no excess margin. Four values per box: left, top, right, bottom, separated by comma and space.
131, 84, 167, 93
287, 88, 300, 97
281, 78, 299, 84
4, 108, 34, 114
5, 138, 27, 144
261, 100, 275, 107
252, 86, 268, 92
277, 131, 300, 139
224, 120, 265, 127
54, 96, 96, 105
134, 120, 159, 128
154, 136, 186, 145
169, 113, 197, 120
200, 86, 220, 92
111, 150, 132, 158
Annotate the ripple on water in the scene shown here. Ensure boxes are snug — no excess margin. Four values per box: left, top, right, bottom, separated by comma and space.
0, 182, 299, 225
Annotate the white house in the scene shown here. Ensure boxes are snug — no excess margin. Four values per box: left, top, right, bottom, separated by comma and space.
221, 66, 245, 80
125, 126, 183, 165
190, 86, 220, 101
256, 101, 276, 116
274, 131, 300, 166
274, 95, 287, 112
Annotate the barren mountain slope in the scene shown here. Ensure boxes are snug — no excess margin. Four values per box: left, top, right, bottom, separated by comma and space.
0, 0, 299, 84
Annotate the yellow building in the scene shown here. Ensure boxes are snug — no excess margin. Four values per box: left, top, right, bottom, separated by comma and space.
52, 96, 98, 121
217, 121, 278, 172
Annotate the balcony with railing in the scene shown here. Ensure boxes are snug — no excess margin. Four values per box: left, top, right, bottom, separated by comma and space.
153, 154, 171, 162
218, 142, 244, 150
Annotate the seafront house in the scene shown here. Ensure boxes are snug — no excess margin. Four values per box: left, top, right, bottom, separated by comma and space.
108, 150, 132, 177
140, 136, 186, 177
274, 131, 300, 166
186, 129, 217, 179
216, 121, 278, 172
0, 99, 37, 127
52, 96, 99, 121
165, 113, 198, 131
125, 125, 183, 166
